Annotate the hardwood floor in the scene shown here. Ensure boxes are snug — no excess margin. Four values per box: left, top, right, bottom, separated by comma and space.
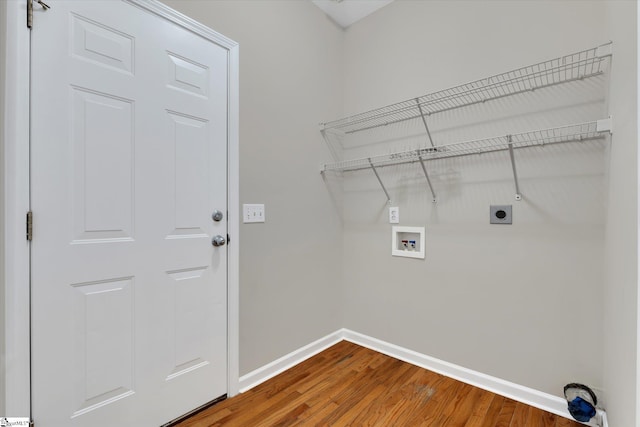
176, 341, 583, 427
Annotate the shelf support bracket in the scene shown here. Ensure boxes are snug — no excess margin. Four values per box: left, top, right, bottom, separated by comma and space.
417, 152, 437, 203
415, 98, 435, 148
368, 158, 391, 203
596, 116, 613, 134
507, 136, 522, 201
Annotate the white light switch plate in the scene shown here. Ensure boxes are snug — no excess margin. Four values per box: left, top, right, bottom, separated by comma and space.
243, 204, 265, 223
389, 207, 399, 224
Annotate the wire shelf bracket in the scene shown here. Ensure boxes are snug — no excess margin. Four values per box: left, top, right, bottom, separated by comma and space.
417, 152, 437, 203
368, 158, 392, 204
596, 116, 613, 133
415, 98, 435, 148
507, 137, 522, 201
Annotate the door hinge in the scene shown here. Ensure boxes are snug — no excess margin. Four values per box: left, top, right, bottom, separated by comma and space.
27, 0, 51, 29
26, 211, 33, 241
27, 0, 33, 29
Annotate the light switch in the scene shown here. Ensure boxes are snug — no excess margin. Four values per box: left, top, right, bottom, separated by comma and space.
243, 204, 265, 223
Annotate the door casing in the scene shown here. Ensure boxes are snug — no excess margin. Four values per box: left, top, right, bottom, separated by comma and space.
1, 0, 240, 417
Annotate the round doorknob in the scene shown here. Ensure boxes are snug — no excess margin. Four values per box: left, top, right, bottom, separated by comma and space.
212, 235, 226, 247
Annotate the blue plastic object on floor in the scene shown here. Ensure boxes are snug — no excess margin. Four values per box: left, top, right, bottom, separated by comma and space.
564, 382, 598, 423
568, 396, 597, 422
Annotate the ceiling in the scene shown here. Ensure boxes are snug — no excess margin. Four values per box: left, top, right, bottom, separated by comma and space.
311, 0, 395, 29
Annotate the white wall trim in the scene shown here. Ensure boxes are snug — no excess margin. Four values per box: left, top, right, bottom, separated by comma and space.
3, 0, 32, 417
240, 329, 603, 426
238, 330, 344, 393
124, 0, 238, 50
3, 0, 240, 414
225, 26, 241, 399
637, 5, 640, 425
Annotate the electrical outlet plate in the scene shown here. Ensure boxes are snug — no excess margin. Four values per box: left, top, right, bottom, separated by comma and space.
389, 207, 399, 224
243, 204, 265, 223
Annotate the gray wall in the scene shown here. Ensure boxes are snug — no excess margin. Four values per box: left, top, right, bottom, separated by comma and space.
340, 0, 608, 397
160, 0, 345, 375
603, 1, 638, 426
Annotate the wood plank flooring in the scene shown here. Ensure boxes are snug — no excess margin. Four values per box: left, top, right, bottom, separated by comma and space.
176, 341, 582, 427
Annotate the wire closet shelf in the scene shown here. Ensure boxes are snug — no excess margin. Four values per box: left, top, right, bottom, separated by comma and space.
319, 43, 613, 203
322, 120, 610, 174
320, 43, 612, 135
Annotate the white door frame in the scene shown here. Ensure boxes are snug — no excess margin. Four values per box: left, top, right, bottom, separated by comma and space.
2, 0, 240, 417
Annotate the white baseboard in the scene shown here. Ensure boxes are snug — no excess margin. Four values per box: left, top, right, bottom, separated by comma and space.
238, 328, 606, 426
238, 330, 343, 393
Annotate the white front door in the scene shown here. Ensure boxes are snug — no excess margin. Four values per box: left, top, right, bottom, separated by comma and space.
30, 1, 229, 425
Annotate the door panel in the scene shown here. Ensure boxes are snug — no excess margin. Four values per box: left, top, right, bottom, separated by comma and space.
31, 1, 228, 425
71, 277, 135, 417
168, 111, 210, 237
71, 87, 134, 242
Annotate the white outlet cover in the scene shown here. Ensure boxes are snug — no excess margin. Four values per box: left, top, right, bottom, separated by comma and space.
243, 204, 265, 223
389, 207, 399, 224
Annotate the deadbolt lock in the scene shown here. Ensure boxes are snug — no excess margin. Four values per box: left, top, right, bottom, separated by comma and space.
212, 210, 224, 222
